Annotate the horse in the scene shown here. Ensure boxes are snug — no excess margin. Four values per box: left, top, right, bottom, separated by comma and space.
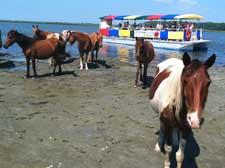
89, 32, 103, 63
149, 52, 216, 168
32, 25, 70, 66
0, 30, 2, 48
32, 25, 60, 40
67, 31, 93, 70
4, 30, 66, 78
135, 38, 155, 87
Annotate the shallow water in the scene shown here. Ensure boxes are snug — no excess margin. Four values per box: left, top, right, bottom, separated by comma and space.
0, 21, 224, 67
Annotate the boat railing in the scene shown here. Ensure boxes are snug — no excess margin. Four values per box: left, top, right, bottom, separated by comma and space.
99, 27, 203, 41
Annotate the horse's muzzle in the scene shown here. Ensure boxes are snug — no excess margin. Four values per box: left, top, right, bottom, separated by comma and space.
3, 44, 8, 49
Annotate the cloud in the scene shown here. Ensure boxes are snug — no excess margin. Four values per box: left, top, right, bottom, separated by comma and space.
177, 0, 198, 7
152, 0, 198, 9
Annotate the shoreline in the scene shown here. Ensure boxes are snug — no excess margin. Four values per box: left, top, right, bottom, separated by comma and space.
0, 56, 225, 168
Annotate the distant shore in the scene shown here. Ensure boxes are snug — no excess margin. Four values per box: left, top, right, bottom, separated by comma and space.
0, 20, 98, 26
1, 20, 225, 31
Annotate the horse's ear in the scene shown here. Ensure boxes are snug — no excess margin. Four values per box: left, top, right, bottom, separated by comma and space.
204, 54, 216, 69
183, 52, 191, 67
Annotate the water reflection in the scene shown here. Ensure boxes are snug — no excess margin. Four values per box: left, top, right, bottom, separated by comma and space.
99, 43, 212, 66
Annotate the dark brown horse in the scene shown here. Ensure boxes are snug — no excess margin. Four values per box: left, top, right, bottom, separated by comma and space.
89, 32, 103, 63
149, 53, 216, 168
0, 30, 2, 48
68, 31, 93, 70
4, 30, 66, 78
135, 38, 155, 87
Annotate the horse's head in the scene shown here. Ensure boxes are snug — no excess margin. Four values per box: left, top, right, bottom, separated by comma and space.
0, 30, 2, 48
68, 32, 76, 45
32, 25, 42, 40
60, 30, 72, 43
182, 52, 216, 129
135, 37, 145, 58
97, 32, 103, 48
4, 30, 19, 49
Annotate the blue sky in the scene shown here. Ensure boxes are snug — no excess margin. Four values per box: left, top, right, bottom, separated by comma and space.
1, 0, 224, 23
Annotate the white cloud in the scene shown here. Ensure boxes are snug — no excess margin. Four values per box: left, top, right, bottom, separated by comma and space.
152, 0, 198, 9
177, 0, 198, 7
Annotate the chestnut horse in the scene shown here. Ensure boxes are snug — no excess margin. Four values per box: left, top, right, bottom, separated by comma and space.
135, 38, 155, 87
32, 25, 60, 40
68, 31, 93, 70
89, 32, 103, 62
149, 53, 216, 168
32, 26, 70, 66
4, 30, 66, 78
0, 30, 2, 48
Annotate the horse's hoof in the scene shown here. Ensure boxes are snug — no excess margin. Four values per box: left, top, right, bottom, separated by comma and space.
154, 143, 161, 153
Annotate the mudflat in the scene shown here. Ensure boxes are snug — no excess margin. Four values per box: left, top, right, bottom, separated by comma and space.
0, 57, 224, 168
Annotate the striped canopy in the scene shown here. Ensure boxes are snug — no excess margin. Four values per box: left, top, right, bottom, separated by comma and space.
175, 14, 203, 20
115, 15, 129, 20
146, 15, 162, 20
123, 15, 141, 20
100, 13, 203, 21
135, 15, 149, 20
161, 14, 179, 20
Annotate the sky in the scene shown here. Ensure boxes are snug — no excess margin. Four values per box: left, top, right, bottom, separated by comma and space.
1, 0, 224, 23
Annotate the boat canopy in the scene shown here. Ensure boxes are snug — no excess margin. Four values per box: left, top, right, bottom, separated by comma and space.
123, 15, 141, 20
114, 15, 129, 20
160, 14, 179, 20
100, 14, 203, 21
174, 14, 203, 20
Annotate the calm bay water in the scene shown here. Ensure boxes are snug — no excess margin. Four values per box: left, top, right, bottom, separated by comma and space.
0, 21, 224, 67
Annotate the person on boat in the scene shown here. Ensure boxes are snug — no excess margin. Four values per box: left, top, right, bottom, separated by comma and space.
119, 23, 122, 29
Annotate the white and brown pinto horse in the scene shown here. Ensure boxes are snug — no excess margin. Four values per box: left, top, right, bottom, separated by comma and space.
149, 53, 216, 168
32, 25, 60, 40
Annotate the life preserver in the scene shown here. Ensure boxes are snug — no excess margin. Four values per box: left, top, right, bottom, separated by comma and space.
154, 31, 159, 38
186, 29, 191, 41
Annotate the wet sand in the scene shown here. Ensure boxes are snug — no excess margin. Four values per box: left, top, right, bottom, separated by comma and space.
0, 56, 225, 168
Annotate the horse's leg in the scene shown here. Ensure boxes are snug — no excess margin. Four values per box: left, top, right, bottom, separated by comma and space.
164, 126, 172, 168
143, 64, 148, 85
135, 62, 140, 87
155, 121, 166, 153
176, 127, 190, 168
140, 63, 143, 82
85, 52, 89, 70
31, 56, 37, 77
79, 52, 84, 70
91, 50, 94, 63
53, 64, 57, 76
26, 57, 31, 78
95, 48, 99, 62
58, 63, 62, 74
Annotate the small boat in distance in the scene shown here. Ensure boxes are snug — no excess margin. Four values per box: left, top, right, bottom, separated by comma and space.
99, 14, 209, 51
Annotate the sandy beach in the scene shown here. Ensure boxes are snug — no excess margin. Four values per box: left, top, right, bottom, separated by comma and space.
0, 56, 225, 168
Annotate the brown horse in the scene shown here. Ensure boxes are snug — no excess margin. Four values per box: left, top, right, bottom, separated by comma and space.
0, 30, 2, 48
68, 31, 93, 70
32, 25, 60, 40
135, 38, 155, 87
149, 52, 216, 168
89, 32, 103, 62
32, 26, 70, 66
4, 30, 66, 78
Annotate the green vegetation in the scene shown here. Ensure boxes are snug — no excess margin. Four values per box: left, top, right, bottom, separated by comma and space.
195, 22, 225, 31
0, 20, 98, 26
